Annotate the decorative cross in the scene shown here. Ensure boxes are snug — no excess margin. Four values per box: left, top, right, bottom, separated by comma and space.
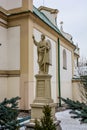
60, 21, 63, 31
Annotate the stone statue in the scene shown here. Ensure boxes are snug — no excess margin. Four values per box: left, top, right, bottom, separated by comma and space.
33, 34, 52, 74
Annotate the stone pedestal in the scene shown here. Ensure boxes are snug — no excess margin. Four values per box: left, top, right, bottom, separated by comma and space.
34, 74, 53, 103
31, 103, 56, 120
31, 74, 55, 119
25, 74, 62, 130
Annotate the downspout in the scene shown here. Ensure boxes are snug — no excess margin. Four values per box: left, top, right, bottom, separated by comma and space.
58, 38, 61, 106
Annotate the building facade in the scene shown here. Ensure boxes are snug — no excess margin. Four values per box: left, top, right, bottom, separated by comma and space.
0, 0, 79, 110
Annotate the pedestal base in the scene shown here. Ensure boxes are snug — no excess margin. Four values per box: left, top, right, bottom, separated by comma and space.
31, 74, 55, 119
26, 73, 62, 129
31, 103, 56, 119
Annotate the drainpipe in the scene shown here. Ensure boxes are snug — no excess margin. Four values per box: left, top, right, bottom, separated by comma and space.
58, 38, 61, 107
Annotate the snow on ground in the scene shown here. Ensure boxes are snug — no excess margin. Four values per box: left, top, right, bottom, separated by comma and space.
20, 109, 87, 130
55, 109, 87, 130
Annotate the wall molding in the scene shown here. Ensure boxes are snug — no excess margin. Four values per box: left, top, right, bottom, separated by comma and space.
0, 70, 20, 77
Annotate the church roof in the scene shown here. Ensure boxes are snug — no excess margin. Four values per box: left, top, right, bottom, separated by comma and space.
33, 6, 76, 48
33, 6, 61, 35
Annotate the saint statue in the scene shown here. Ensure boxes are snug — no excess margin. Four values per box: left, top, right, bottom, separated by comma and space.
33, 34, 52, 74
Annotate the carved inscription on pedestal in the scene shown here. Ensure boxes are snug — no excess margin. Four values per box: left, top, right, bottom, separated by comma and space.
37, 80, 45, 97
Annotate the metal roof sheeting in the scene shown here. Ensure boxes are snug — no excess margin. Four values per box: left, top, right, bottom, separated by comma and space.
33, 6, 61, 35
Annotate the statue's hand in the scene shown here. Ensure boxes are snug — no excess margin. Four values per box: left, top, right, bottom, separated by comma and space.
42, 47, 45, 51
32, 35, 35, 40
38, 48, 43, 52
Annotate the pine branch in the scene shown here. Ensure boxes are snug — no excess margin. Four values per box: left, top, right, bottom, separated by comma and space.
0, 97, 20, 129
61, 97, 87, 123
35, 105, 56, 130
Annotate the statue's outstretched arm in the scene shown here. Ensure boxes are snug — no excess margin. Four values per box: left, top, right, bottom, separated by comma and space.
32, 35, 38, 46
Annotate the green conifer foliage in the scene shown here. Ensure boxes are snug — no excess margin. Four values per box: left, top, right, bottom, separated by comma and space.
35, 105, 56, 130
0, 97, 20, 130
80, 75, 87, 103
61, 97, 87, 123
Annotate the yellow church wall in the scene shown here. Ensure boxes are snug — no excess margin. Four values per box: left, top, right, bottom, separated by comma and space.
0, 77, 7, 101
8, 15, 29, 109
0, 0, 33, 13
0, 24, 20, 103
60, 40, 74, 100
72, 80, 82, 102
7, 26, 20, 70
0, 0, 22, 10
8, 11, 35, 109
0, 26, 8, 69
7, 77, 20, 99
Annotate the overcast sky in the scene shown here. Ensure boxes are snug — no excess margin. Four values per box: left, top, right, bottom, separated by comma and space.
33, 0, 87, 59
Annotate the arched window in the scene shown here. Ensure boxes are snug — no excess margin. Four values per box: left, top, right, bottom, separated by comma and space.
63, 49, 67, 69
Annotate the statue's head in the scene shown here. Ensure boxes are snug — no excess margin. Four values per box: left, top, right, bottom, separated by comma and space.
41, 34, 45, 40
